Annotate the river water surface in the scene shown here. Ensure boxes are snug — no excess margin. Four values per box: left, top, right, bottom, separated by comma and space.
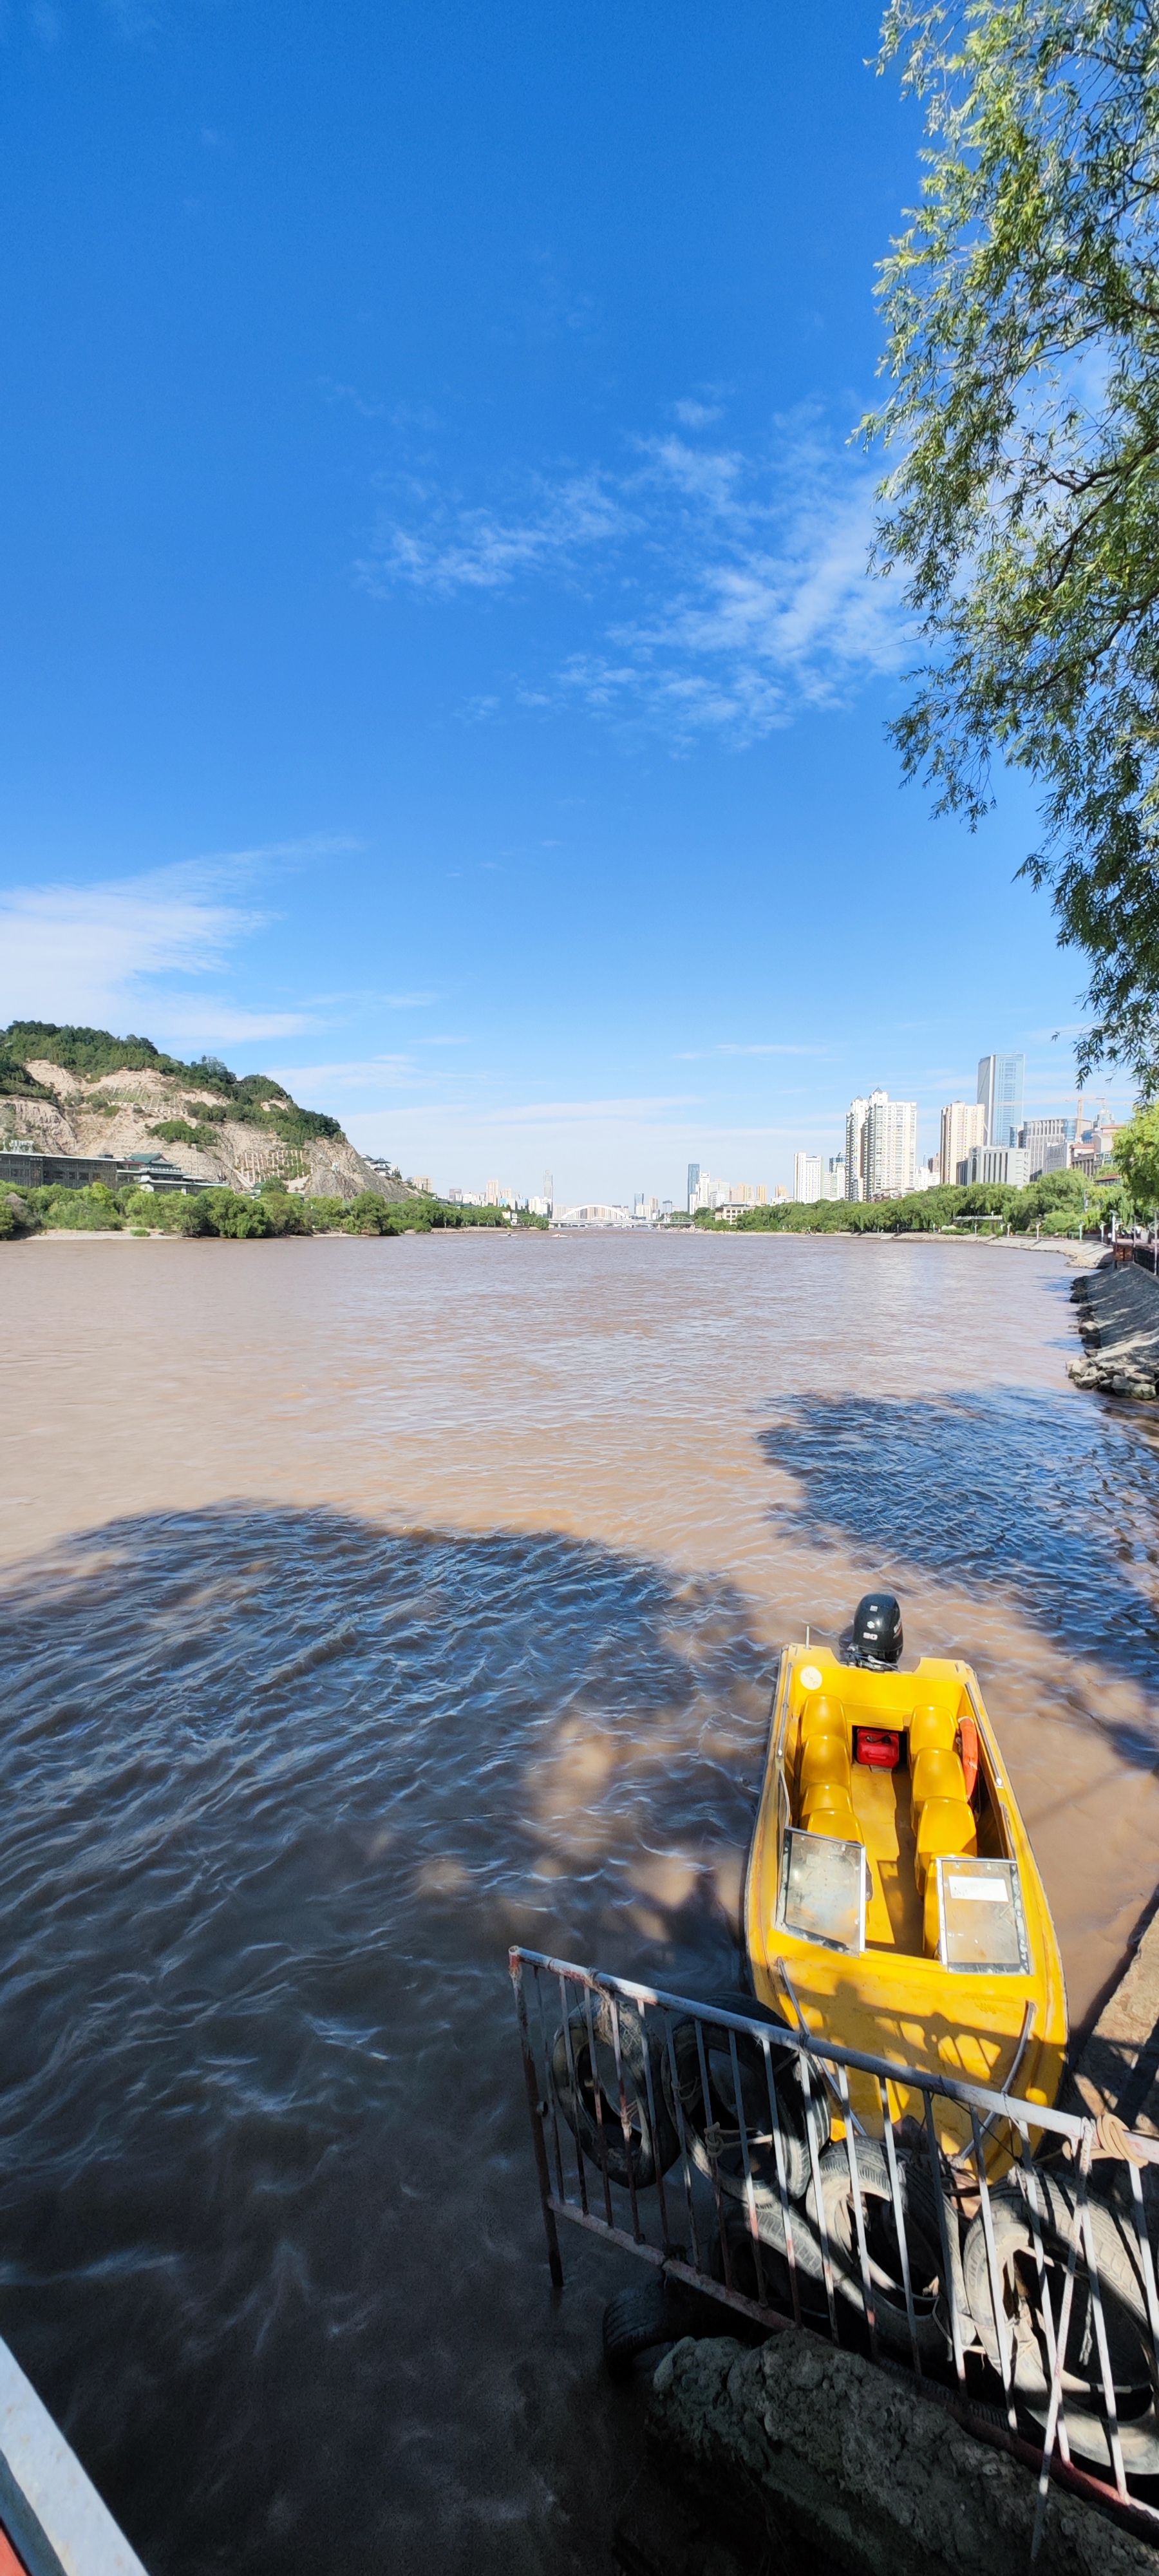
3, 1229, 1159, 2572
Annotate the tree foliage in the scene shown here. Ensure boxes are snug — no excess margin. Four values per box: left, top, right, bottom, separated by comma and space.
1113, 1101, 1159, 1204
868, 0, 1159, 1087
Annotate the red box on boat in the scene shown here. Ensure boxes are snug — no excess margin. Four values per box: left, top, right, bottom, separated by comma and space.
854, 1727, 900, 1769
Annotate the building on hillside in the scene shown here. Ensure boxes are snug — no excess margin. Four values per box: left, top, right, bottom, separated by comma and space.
864, 1090, 918, 1198
966, 1144, 1031, 1187
0, 1149, 211, 1195
939, 1101, 986, 1187
977, 1053, 1025, 1148
793, 1151, 823, 1204
845, 1099, 869, 1202
686, 1161, 701, 1213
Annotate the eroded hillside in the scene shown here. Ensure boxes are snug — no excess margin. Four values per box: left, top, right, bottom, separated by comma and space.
0, 1023, 410, 1204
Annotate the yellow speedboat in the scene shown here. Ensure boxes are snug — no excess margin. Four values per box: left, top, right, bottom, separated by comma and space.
744, 1604, 1067, 2163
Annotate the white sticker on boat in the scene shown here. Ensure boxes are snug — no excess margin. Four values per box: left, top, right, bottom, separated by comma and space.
799, 1665, 824, 1692
948, 1876, 1006, 1902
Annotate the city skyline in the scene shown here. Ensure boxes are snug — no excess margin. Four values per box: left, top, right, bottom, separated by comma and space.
394, 1050, 1131, 1211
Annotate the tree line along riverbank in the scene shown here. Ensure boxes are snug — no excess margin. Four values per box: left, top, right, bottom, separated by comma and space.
0, 1179, 540, 1243
699, 1167, 1120, 1239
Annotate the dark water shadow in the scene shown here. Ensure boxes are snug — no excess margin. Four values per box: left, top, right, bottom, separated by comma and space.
757, 1387, 1159, 1738
0, 1505, 776, 2576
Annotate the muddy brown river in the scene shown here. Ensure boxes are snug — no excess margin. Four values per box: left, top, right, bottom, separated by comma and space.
2, 1228, 1158, 2572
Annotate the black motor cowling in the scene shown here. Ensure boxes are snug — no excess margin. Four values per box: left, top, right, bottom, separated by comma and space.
849, 1591, 903, 1669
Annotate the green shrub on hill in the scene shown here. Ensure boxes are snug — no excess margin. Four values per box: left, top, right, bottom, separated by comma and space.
0, 1021, 343, 1144
1, 1023, 189, 1080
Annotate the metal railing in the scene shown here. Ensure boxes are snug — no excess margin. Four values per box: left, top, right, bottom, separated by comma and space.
510, 1947, 1159, 2555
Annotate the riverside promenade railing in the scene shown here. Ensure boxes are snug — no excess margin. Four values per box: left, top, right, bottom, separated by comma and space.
510, 1947, 1159, 2555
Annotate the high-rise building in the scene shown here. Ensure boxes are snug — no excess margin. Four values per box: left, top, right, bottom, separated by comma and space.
485, 1178, 502, 1206
845, 1098, 869, 1202
863, 1090, 918, 1197
686, 1161, 701, 1213
1019, 1119, 1073, 1179
822, 1155, 845, 1202
542, 1169, 553, 1213
793, 1151, 823, 1204
977, 1053, 1026, 1149
939, 1100, 986, 1186
756, 1182, 769, 1206
966, 1144, 1030, 1188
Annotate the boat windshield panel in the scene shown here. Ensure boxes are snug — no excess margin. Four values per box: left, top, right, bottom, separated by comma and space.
936, 1856, 1031, 1973
778, 1826, 867, 1955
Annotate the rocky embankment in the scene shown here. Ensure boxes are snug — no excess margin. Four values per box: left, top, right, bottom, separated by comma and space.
0, 1048, 403, 1204
640, 2331, 1154, 2576
1068, 1261, 1159, 1401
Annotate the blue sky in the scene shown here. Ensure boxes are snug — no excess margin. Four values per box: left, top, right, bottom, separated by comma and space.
0, 0, 1129, 1202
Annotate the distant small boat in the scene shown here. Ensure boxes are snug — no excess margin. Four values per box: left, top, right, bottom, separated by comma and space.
744, 1596, 1068, 2163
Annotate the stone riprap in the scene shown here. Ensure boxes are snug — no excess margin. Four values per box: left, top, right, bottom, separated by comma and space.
646, 2333, 1158, 2576
1068, 1262, 1159, 1400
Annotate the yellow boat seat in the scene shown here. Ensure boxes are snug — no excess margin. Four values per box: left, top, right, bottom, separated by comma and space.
807, 1808, 865, 1845
910, 1745, 968, 1823
909, 1705, 957, 1757
801, 1777, 857, 1821
799, 1735, 851, 1793
800, 1695, 846, 1747
915, 1797, 977, 1889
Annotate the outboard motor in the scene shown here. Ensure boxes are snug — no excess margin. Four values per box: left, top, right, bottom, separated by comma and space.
849, 1591, 903, 1669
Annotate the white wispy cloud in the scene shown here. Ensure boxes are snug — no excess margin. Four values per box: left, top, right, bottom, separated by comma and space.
378, 1092, 701, 1130
0, 866, 314, 1049
269, 1056, 424, 1094
357, 472, 629, 598
674, 1041, 829, 1061
357, 409, 906, 744
673, 398, 724, 428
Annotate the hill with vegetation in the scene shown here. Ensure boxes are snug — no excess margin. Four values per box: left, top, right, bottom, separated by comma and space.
0, 1021, 398, 1202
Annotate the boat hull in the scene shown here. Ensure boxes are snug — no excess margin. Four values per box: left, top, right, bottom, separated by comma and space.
744, 1647, 1068, 2165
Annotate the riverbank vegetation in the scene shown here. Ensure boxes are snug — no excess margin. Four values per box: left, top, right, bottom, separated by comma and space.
697, 1170, 1125, 1238
0, 1179, 523, 1242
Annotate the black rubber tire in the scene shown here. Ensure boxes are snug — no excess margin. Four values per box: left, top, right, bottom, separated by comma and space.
551, 1995, 680, 2191
962, 2170, 1159, 2477
601, 2280, 674, 2380
804, 2141, 950, 2360
660, 1991, 825, 2208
